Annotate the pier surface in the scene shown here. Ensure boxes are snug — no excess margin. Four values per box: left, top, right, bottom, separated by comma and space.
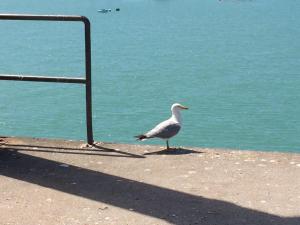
0, 137, 299, 225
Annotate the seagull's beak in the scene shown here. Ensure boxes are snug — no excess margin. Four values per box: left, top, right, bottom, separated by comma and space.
180, 105, 189, 110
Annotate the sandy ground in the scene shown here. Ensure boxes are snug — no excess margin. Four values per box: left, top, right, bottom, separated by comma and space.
0, 137, 299, 225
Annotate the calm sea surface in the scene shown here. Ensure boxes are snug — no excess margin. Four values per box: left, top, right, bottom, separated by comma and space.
0, 0, 299, 152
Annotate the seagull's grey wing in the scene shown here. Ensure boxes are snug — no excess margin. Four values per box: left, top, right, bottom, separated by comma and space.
151, 123, 181, 139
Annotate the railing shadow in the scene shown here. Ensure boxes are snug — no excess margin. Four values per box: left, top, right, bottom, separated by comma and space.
0, 149, 299, 225
2, 143, 145, 158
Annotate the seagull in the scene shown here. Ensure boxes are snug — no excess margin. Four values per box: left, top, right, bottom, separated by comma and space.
135, 103, 188, 150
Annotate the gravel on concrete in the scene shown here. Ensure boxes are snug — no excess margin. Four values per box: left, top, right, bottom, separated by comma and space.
0, 137, 299, 225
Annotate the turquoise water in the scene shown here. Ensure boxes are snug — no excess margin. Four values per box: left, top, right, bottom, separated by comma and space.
0, 0, 299, 152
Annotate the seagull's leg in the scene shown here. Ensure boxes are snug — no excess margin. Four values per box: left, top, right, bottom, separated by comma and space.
166, 140, 170, 150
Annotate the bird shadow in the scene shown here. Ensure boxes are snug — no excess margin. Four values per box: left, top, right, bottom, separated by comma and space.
144, 147, 203, 156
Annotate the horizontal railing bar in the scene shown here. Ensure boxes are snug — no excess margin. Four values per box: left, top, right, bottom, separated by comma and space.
0, 74, 86, 84
0, 14, 89, 24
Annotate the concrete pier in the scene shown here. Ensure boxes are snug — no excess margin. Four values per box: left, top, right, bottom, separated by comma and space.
0, 137, 299, 225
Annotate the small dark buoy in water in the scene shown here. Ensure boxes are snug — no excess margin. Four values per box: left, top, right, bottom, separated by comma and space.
116, 8, 120, 11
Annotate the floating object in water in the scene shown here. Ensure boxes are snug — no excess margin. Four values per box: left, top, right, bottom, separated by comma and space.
98, 9, 112, 13
116, 8, 120, 11
135, 103, 188, 150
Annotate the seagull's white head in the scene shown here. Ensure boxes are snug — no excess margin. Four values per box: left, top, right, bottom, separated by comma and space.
171, 103, 188, 124
171, 103, 189, 111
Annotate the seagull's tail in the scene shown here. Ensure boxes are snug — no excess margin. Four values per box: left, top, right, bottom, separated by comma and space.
134, 134, 147, 141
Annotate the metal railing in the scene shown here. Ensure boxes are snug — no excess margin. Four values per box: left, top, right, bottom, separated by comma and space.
0, 14, 94, 144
